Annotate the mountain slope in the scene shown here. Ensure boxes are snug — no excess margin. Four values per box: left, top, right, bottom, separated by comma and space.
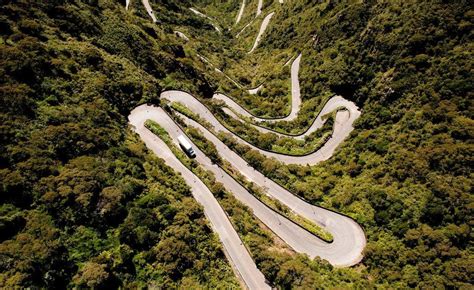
0, 0, 472, 289
0, 1, 236, 288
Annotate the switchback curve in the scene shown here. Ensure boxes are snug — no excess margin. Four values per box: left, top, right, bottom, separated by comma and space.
127, 2, 366, 289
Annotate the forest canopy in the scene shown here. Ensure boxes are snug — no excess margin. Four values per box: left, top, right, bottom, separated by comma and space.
0, 0, 472, 288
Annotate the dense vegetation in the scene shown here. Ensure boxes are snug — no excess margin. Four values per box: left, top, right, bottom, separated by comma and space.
183, 0, 473, 288
1, 0, 472, 289
191, 1, 473, 288
0, 0, 236, 288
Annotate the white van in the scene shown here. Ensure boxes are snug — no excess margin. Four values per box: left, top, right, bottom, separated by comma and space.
177, 135, 196, 158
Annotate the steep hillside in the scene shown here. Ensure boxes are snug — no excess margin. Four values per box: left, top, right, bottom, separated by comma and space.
0, 0, 236, 288
189, 1, 473, 288
0, 0, 472, 289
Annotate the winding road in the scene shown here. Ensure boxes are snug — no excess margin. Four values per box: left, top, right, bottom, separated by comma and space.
128, 73, 365, 288
217, 53, 302, 122
129, 107, 269, 289
256, 0, 263, 17
249, 12, 274, 53
126, 0, 157, 22
217, 54, 361, 145
129, 87, 365, 266
125, 1, 366, 289
190, 7, 222, 33
236, 0, 246, 24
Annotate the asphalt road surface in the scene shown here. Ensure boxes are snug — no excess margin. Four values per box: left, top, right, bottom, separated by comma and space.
257, 0, 263, 17
126, 0, 157, 22
129, 102, 365, 274
158, 91, 366, 264
129, 107, 269, 290
190, 8, 221, 33
236, 0, 245, 24
249, 12, 274, 53
163, 89, 361, 165
126, 3, 365, 289
215, 53, 302, 122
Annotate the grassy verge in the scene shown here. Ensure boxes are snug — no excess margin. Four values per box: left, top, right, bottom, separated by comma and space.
219, 158, 334, 243
170, 101, 200, 120
170, 101, 215, 130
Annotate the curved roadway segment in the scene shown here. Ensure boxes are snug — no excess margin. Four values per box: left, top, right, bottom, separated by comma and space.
126, 2, 365, 289
217, 53, 302, 122
236, 0, 246, 24
216, 54, 361, 142
158, 85, 366, 267
165, 91, 360, 165
249, 12, 274, 53
128, 52, 365, 290
190, 8, 222, 33
129, 107, 269, 290
126, 0, 157, 22
174, 31, 189, 42
129, 99, 365, 268
130, 88, 366, 271
256, 0, 263, 17
248, 84, 263, 94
